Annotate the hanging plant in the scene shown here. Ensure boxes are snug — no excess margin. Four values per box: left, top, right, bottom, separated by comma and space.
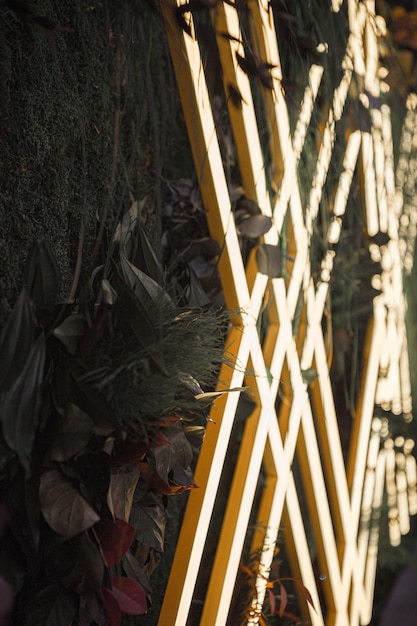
0, 204, 240, 625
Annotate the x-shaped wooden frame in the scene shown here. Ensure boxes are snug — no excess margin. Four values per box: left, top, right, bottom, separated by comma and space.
159, 1, 413, 625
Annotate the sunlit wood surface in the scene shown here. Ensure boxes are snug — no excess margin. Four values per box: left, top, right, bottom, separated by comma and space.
159, 1, 416, 624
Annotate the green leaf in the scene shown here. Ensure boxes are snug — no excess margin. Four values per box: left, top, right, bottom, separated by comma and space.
182, 423, 206, 450
119, 252, 172, 308
26, 584, 77, 626
186, 265, 211, 307
0, 288, 34, 392
130, 493, 167, 553
236, 215, 272, 239
74, 451, 111, 509
24, 239, 61, 308
49, 403, 95, 462
39, 469, 100, 538
109, 466, 141, 522
292, 288, 304, 337
113, 199, 141, 248
49, 531, 105, 594
301, 368, 318, 384
115, 281, 168, 375
0, 333, 45, 471
70, 360, 120, 433
235, 392, 257, 423
115, 278, 158, 348
178, 371, 203, 395
134, 222, 165, 285
165, 423, 193, 468
256, 244, 283, 278
25, 467, 42, 550
100, 279, 118, 305
153, 445, 177, 485
53, 315, 87, 355
235, 195, 262, 216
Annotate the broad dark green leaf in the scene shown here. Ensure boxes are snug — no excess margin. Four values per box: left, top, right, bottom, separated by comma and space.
178, 371, 203, 395
235, 392, 257, 423
292, 287, 305, 336
130, 493, 167, 552
109, 465, 141, 521
165, 424, 193, 468
70, 360, 119, 433
237, 214, 273, 238
115, 279, 158, 348
49, 531, 105, 594
26, 584, 77, 626
79, 590, 107, 626
153, 445, 177, 485
53, 315, 87, 355
24, 239, 61, 308
256, 244, 283, 278
133, 223, 164, 285
74, 451, 111, 509
113, 199, 140, 249
182, 423, 206, 450
39, 469, 100, 538
0, 333, 45, 471
301, 368, 318, 384
115, 281, 168, 375
49, 403, 95, 462
170, 463, 195, 487
235, 195, 262, 216
186, 265, 211, 307
119, 252, 172, 308
0, 438, 15, 477
134, 543, 161, 578
25, 467, 42, 550
0, 288, 34, 391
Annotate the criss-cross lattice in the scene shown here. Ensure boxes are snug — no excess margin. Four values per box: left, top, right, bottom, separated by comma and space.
158, 1, 415, 625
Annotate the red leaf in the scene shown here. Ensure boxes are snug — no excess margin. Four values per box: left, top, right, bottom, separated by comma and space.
278, 582, 287, 617
138, 462, 198, 495
266, 587, 276, 616
109, 577, 147, 615
277, 577, 316, 612
293, 578, 315, 610
151, 415, 179, 427
111, 440, 150, 466
102, 588, 122, 626
112, 434, 171, 466
95, 518, 135, 567
239, 563, 253, 579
